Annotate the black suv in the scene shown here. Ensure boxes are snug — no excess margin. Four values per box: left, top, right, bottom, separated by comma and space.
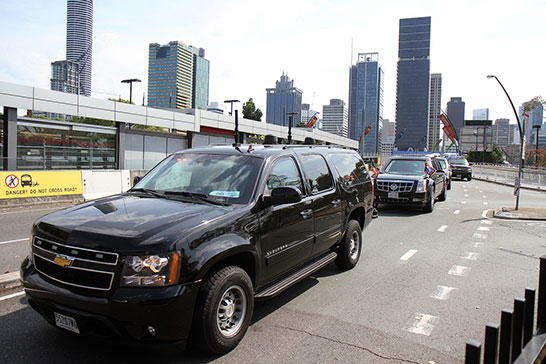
448, 155, 472, 181
20, 144, 374, 354
374, 155, 447, 213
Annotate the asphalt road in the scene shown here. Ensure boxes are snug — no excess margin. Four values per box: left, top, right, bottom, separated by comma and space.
1, 180, 545, 364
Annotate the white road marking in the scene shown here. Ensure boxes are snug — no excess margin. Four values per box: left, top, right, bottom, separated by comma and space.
400, 249, 418, 262
483, 202, 489, 205
437, 225, 448, 232
461, 201, 467, 204
472, 242, 483, 248
482, 195, 487, 198
454, 210, 461, 215
464, 194, 469, 197
479, 190, 483, 193
448, 265, 471, 276
482, 210, 490, 218
461, 252, 480, 261
473, 233, 488, 239
477, 226, 490, 231
430, 286, 458, 300
0, 291, 24, 302
405, 313, 439, 336
0, 238, 28, 246
481, 220, 493, 225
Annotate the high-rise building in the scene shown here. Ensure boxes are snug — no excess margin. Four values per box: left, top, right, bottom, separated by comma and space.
50, 60, 80, 94
381, 119, 395, 155
322, 99, 348, 137
266, 73, 303, 126
394, 16, 431, 151
428, 73, 442, 151
147, 41, 209, 110
66, 0, 93, 96
447, 97, 465, 138
492, 118, 510, 148
473, 108, 489, 120
348, 52, 384, 154
519, 101, 544, 142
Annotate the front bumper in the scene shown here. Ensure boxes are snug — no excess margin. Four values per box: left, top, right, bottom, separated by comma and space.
374, 191, 428, 206
20, 257, 200, 345
452, 169, 472, 179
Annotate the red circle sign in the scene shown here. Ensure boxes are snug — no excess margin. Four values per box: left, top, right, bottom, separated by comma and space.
5, 175, 19, 188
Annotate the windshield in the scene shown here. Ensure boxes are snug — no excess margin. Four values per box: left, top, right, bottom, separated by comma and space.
383, 159, 426, 175
449, 157, 468, 165
133, 153, 263, 204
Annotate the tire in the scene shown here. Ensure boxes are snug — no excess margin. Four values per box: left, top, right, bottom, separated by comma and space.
447, 179, 452, 190
467, 175, 472, 181
438, 183, 447, 202
193, 266, 254, 354
423, 187, 435, 213
335, 220, 362, 270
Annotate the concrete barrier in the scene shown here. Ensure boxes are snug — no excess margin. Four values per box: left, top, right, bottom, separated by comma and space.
81, 170, 131, 200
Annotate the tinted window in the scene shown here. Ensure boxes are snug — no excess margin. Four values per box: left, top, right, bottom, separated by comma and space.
384, 159, 426, 175
266, 158, 303, 194
449, 157, 469, 166
436, 159, 447, 169
328, 153, 369, 185
300, 154, 333, 193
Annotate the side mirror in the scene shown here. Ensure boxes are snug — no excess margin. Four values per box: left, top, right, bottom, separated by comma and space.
263, 186, 302, 206
133, 176, 142, 186
468, 162, 473, 166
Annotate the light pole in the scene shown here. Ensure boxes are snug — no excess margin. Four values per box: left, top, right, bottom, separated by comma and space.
224, 100, 241, 143
286, 112, 299, 144
121, 79, 141, 104
487, 75, 524, 210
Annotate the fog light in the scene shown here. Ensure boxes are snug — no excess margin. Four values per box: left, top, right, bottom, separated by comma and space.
147, 326, 157, 336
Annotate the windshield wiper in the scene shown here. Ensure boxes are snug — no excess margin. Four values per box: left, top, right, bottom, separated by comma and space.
163, 191, 230, 206
129, 188, 167, 199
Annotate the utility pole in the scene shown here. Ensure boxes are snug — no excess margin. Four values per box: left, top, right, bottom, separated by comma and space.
121, 79, 141, 104
287, 112, 298, 144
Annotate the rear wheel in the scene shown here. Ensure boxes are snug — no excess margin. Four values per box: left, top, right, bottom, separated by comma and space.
193, 266, 254, 354
447, 179, 452, 190
438, 183, 447, 201
335, 220, 362, 270
467, 175, 472, 181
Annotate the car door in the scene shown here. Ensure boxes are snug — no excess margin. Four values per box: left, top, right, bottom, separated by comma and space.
298, 153, 343, 258
258, 156, 314, 284
431, 159, 445, 197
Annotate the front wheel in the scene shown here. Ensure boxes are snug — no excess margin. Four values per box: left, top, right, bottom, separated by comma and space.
467, 175, 472, 181
335, 220, 362, 270
193, 266, 254, 354
423, 187, 435, 213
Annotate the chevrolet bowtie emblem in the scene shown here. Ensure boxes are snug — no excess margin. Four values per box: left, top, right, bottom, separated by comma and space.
54, 254, 75, 268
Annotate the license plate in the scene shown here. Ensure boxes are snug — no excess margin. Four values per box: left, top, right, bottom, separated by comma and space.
388, 192, 399, 198
54, 312, 80, 334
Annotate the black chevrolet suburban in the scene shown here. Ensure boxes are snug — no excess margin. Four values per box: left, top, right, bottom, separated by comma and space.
374, 155, 447, 213
21, 144, 374, 354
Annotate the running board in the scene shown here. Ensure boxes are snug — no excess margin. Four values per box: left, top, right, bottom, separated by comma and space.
255, 252, 337, 299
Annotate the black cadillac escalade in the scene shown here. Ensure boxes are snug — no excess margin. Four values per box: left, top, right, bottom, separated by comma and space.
21, 144, 374, 354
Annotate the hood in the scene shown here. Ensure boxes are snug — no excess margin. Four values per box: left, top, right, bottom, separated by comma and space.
34, 194, 232, 252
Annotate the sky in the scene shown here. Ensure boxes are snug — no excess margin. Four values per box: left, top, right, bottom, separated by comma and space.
0, 0, 545, 125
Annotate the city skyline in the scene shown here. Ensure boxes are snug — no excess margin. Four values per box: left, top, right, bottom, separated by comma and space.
1, 0, 545, 126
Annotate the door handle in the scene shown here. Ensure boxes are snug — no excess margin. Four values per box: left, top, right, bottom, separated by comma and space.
300, 209, 313, 219
332, 199, 342, 207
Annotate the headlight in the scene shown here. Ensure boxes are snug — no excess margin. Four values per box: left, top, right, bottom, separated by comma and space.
416, 180, 427, 192
121, 252, 180, 287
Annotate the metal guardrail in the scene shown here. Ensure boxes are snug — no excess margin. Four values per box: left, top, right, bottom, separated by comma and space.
472, 165, 546, 190
462, 256, 546, 364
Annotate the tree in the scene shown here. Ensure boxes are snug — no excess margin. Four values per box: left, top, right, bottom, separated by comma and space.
108, 97, 134, 104
242, 98, 262, 121
466, 144, 505, 164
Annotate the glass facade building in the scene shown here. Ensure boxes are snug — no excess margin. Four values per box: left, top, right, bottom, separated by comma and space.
428, 73, 442, 151
519, 102, 544, 142
266, 73, 303, 126
395, 16, 431, 151
66, 0, 93, 97
50, 60, 80, 94
148, 41, 209, 110
447, 97, 465, 138
322, 99, 348, 137
348, 53, 384, 154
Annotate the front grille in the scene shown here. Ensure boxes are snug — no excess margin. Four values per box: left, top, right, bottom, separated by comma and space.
376, 180, 415, 193
32, 236, 118, 291
378, 196, 410, 203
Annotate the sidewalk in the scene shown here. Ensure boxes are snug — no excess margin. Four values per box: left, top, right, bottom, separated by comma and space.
494, 207, 546, 221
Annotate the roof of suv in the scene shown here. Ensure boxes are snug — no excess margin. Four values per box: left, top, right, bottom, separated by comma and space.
177, 144, 357, 158
388, 155, 433, 161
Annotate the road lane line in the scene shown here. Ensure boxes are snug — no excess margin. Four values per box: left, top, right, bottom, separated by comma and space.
454, 210, 461, 215
482, 195, 487, 198
482, 209, 490, 218
430, 286, 458, 300
0, 238, 28, 246
473, 233, 488, 239
437, 225, 448, 232
448, 265, 471, 276
483, 202, 489, 205
472, 242, 483, 248
400, 249, 418, 262
405, 313, 439, 336
481, 220, 493, 225
0, 291, 24, 302
477, 226, 490, 231
461, 252, 480, 261
464, 194, 469, 197
461, 201, 467, 204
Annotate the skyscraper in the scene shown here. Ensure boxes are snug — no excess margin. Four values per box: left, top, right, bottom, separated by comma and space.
266, 73, 303, 126
66, 0, 93, 96
322, 99, 348, 137
447, 97, 466, 138
519, 101, 544, 142
428, 73, 442, 151
492, 118, 511, 148
147, 41, 209, 110
473, 108, 490, 120
50, 60, 80, 94
394, 16, 431, 151
348, 53, 384, 154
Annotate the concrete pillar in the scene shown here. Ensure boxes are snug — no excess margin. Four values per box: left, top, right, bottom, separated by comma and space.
2, 107, 17, 171
116, 122, 126, 170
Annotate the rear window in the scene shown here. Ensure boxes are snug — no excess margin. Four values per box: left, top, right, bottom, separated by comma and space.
299, 154, 333, 193
449, 157, 468, 165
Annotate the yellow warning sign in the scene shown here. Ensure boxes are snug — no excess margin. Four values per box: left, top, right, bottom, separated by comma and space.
0, 171, 83, 199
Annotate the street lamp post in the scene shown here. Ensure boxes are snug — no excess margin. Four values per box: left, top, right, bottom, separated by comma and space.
224, 100, 241, 144
487, 75, 524, 210
121, 79, 141, 104
286, 112, 299, 144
